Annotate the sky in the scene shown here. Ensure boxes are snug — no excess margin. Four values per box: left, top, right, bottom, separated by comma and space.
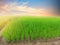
0, 0, 60, 16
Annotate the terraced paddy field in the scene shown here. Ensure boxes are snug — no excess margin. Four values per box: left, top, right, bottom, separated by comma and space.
0, 16, 60, 45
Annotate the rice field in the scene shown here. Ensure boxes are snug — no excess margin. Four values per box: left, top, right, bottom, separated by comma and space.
1, 16, 60, 42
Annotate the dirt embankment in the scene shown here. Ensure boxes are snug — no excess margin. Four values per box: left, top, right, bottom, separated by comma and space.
0, 38, 60, 45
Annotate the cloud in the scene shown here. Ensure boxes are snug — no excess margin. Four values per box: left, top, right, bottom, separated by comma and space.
0, 1, 55, 16
0, 0, 8, 6
0, 0, 59, 16
0, 0, 14, 12
0, 0, 15, 7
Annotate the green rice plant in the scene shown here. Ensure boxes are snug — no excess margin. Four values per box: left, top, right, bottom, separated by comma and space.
1, 16, 60, 42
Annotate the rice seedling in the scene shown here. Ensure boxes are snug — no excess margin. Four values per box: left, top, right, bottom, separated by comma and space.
1, 16, 60, 42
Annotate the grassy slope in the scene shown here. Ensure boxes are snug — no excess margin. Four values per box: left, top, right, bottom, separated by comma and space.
1, 16, 60, 42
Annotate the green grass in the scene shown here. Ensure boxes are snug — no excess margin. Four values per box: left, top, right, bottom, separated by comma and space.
1, 16, 60, 42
